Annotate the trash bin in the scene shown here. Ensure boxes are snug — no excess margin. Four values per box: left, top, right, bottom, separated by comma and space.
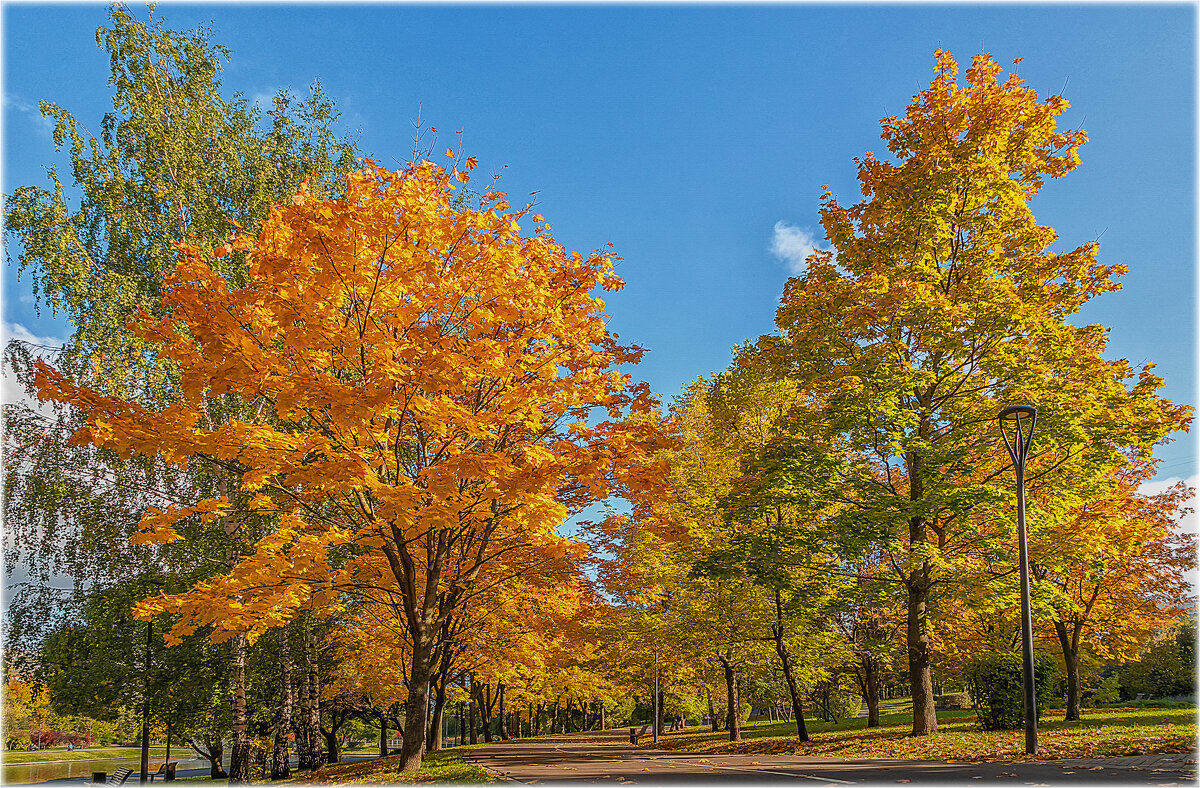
629, 727, 639, 745
92, 772, 106, 784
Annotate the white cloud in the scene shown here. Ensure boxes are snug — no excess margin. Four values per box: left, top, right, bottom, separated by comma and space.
2, 322, 66, 411
1139, 473, 1199, 536
769, 221, 828, 275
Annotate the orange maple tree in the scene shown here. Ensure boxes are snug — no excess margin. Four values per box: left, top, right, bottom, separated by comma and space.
35, 156, 666, 770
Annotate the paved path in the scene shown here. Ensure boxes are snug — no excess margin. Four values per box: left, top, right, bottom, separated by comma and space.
464, 730, 1197, 785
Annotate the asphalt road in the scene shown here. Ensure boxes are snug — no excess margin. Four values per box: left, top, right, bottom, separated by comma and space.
463, 729, 1197, 785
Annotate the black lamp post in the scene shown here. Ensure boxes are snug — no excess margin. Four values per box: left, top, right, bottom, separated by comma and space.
998, 405, 1038, 756
652, 649, 660, 744
140, 578, 165, 784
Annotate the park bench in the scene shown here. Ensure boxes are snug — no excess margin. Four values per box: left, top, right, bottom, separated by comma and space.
149, 762, 177, 782
628, 724, 650, 744
106, 767, 133, 785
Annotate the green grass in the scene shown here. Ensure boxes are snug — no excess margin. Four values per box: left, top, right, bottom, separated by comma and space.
1, 746, 178, 765
286, 748, 496, 784
647, 706, 1197, 761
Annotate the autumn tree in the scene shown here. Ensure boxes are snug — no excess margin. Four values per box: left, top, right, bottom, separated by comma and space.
1030, 463, 1195, 719
760, 50, 1191, 735
35, 158, 665, 771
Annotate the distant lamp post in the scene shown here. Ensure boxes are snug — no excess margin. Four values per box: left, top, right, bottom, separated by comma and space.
652, 649, 660, 744
998, 405, 1038, 756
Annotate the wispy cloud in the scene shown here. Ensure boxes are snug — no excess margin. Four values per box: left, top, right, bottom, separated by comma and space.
769, 221, 828, 275
4, 94, 54, 138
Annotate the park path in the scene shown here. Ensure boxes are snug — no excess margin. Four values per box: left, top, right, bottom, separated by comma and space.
463, 729, 1196, 785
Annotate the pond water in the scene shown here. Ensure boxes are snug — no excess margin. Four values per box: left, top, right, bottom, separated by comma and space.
3, 755, 216, 785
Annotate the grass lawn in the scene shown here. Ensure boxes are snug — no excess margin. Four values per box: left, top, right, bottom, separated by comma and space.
2, 746, 178, 765
286, 748, 496, 784
647, 707, 1197, 762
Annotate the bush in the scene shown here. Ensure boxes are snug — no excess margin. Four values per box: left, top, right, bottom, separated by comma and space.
963, 651, 1057, 731
828, 687, 863, 720
935, 693, 971, 709
1088, 674, 1121, 706
5, 736, 31, 751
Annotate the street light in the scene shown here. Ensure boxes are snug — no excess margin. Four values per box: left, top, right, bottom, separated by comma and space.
998, 405, 1038, 756
140, 577, 165, 784
652, 649, 659, 744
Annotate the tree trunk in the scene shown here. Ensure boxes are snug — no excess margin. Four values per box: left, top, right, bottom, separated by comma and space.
708, 690, 719, 732
427, 687, 446, 752
773, 589, 810, 741
864, 654, 881, 728
600, 701, 606, 731
399, 635, 434, 771
906, 445, 938, 736
298, 621, 323, 770
321, 725, 340, 764
469, 698, 478, 744
497, 684, 509, 741
474, 683, 494, 743
719, 654, 741, 742
227, 633, 251, 784
907, 573, 937, 735
272, 626, 292, 779
188, 736, 227, 779
379, 714, 389, 758
1056, 620, 1082, 721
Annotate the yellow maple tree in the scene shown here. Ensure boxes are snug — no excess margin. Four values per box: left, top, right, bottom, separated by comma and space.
35, 157, 667, 770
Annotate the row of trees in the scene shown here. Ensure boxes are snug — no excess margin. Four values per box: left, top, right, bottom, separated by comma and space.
593, 50, 1194, 740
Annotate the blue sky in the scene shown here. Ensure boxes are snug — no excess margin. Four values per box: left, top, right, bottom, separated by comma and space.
3, 3, 1195, 484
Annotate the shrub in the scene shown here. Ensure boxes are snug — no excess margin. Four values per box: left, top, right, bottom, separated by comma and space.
935, 693, 971, 709
963, 651, 1057, 731
828, 688, 863, 720
1088, 674, 1121, 706
5, 736, 31, 751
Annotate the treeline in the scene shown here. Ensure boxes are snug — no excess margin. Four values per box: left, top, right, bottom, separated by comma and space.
593, 50, 1194, 741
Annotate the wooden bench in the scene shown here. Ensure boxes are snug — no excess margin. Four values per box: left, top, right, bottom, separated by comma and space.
149, 762, 177, 782
106, 768, 133, 786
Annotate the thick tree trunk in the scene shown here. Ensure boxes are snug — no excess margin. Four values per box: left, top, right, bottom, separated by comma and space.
907, 574, 937, 735
773, 590, 810, 741
719, 654, 741, 742
297, 622, 323, 770
469, 698, 478, 744
708, 690, 720, 731
379, 714, 389, 758
906, 446, 938, 736
321, 725, 340, 764
399, 636, 434, 771
228, 633, 251, 784
272, 626, 292, 779
1056, 620, 1082, 721
600, 701, 606, 731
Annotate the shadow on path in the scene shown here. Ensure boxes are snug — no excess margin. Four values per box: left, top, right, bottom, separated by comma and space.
464, 728, 1197, 785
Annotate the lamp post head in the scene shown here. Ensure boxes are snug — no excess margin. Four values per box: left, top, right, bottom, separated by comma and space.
998, 405, 1037, 422
998, 405, 1037, 467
